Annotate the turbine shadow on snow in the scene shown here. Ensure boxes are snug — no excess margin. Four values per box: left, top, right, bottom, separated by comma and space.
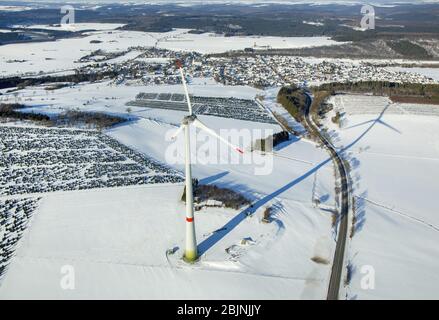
343, 103, 402, 135
198, 207, 253, 256
198, 103, 397, 256
198, 158, 332, 256
199, 171, 229, 185
345, 119, 401, 134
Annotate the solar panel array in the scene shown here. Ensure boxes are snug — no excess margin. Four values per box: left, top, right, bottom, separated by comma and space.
128, 93, 277, 124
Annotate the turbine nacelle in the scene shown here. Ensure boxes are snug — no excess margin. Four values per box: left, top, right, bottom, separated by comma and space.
172, 115, 245, 155
182, 114, 197, 125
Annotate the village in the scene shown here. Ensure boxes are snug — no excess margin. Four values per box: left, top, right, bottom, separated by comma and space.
73, 46, 437, 88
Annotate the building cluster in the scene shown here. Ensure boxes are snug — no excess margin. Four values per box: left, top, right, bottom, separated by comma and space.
77, 47, 436, 88
76, 47, 200, 86
75, 49, 130, 63
189, 55, 437, 87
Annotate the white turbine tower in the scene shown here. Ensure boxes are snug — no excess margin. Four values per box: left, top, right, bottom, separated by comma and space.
173, 60, 244, 262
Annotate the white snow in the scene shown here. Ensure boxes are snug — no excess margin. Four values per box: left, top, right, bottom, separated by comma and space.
0, 6, 32, 12
0, 181, 331, 299
325, 94, 439, 299
0, 28, 343, 77
0, 83, 339, 299
261, 87, 306, 134
303, 21, 324, 26
156, 30, 342, 54
0, 80, 264, 116
385, 67, 439, 82
0, 31, 158, 77
17, 23, 126, 32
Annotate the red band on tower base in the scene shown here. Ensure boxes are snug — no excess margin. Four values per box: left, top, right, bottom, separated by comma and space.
186, 217, 194, 222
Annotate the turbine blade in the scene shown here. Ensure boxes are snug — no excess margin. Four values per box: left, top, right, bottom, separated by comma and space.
192, 118, 244, 154
171, 125, 184, 140
176, 60, 193, 115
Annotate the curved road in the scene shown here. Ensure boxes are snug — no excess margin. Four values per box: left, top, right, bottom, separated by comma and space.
303, 93, 350, 300
257, 53, 350, 300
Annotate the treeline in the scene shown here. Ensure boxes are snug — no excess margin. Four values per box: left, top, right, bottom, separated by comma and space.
210, 38, 438, 61
277, 86, 327, 142
0, 104, 127, 129
278, 82, 439, 124
0, 71, 119, 90
181, 180, 251, 210
309, 90, 332, 125
0, 32, 30, 45
277, 86, 308, 122
0, 103, 50, 123
314, 81, 439, 104
253, 131, 290, 152
386, 40, 432, 59
55, 111, 127, 129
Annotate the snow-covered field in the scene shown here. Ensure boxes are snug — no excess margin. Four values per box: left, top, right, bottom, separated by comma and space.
0, 181, 332, 299
0, 80, 264, 117
385, 66, 439, 82
325, 94, 439, 299
0, 5, 33, 12
329, 94, 439, 117
0, 27, 342, 77
155, 31, 341, 54
16, 23, 126, 32
0, 30, 158, 77
2, 41, 438, 297
0, 81, 339, 299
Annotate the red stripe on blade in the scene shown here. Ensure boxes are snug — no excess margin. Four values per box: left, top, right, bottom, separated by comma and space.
186, 217, 194, 222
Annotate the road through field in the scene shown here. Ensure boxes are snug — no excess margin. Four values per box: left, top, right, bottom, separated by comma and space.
304, 93, 350, 300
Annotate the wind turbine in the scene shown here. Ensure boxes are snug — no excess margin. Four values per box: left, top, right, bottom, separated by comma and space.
173, 60, 244, 262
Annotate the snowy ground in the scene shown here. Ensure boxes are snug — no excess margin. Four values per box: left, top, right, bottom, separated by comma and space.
15, 23, 126, 32
154, 30, 341, 54
0, 79, 264, 118
0, 8, 438, 301
0, 5, 33, 12
0, 182, 332, 299
324, 94, 439, 299
385, 66, 439, 82
0, 82, 338, 299
329, 94, 439, 117
0, 30, 157, 77
1, 25, 436, 86
261, 87, 307, 134
0, 27, 342, 77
